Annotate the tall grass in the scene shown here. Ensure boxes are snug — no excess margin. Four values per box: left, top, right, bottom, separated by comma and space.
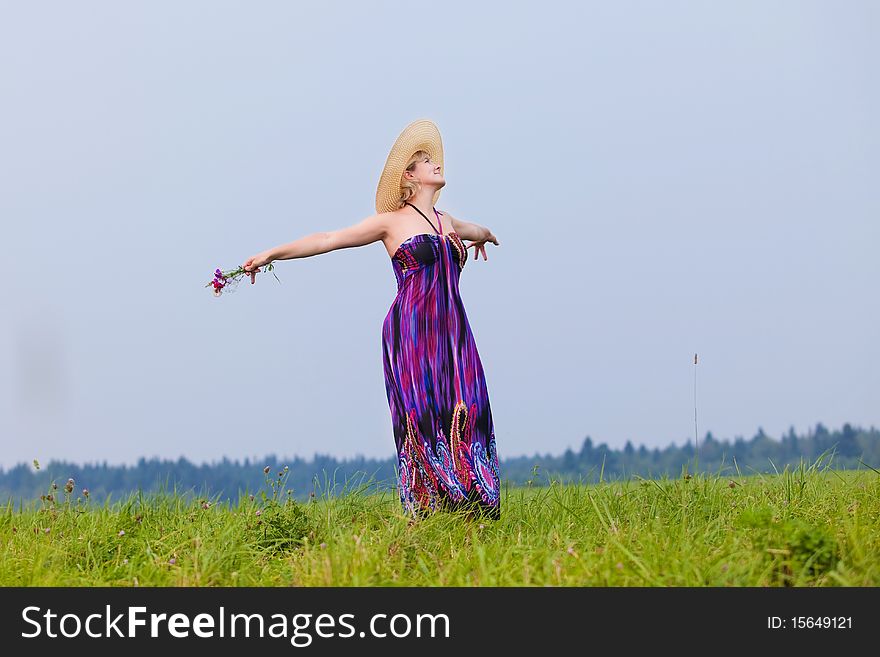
1, 458, 876, 586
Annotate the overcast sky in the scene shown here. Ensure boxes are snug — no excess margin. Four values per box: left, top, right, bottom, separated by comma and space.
1, 1, 877, 471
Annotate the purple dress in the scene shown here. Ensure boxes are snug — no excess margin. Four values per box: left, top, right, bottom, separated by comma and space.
382, 208, 501, 520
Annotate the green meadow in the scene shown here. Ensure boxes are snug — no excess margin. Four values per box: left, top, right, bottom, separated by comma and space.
2, 461, 877, 587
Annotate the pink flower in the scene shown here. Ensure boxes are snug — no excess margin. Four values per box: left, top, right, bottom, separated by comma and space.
206, 263, 279, 297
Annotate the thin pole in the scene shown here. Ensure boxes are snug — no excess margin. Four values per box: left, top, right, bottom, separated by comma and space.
693, 353, 699, 470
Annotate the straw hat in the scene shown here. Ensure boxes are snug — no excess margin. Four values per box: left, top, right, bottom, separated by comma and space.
375, 119, 444, 214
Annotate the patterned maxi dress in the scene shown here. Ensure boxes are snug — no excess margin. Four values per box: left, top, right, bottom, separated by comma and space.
382, 207, 501, 520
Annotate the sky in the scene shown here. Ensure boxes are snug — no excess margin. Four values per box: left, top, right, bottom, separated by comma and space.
1, 1, 877, 471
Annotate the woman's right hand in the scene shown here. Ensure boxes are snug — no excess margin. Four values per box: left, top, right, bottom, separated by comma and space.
242, 252, 271, 284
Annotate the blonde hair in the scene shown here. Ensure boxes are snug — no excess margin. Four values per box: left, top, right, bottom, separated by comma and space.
396, 149, 432, 210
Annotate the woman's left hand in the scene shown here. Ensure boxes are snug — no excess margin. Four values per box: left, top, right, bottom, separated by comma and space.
466, 232, 500, 261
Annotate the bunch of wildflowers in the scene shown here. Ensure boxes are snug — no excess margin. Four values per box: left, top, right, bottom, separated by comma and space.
206, 264, 280, 297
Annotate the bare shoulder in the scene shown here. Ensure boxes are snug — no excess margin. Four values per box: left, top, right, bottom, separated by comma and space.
375, 210, 395, 229
370, 212, 395, 240
437, 209, 459, 233
358, 211, 394, 238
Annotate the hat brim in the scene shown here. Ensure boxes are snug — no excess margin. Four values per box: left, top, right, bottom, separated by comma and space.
375, 119, 444, 215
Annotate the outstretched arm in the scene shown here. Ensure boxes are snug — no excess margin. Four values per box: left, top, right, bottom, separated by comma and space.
444, 211, 500, 261
445, 212, 489, 242
265, 231, 333, 262
268, 213, 387, 260
242, 214, 387, 282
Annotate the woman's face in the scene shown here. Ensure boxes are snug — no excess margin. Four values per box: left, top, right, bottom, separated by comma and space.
406, 154, 445, 188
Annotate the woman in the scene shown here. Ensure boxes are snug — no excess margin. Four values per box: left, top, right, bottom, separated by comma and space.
242, 119, 502, 520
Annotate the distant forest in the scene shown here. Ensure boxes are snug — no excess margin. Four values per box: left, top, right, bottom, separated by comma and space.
1, 422, 876, 509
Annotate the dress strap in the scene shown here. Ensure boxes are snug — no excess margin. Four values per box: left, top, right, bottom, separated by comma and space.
404, 202, 441, 235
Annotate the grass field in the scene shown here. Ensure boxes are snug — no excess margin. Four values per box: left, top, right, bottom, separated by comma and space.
1, 461, 877, 586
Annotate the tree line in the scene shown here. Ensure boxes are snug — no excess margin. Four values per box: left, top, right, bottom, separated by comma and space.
1, 422, 875, 509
